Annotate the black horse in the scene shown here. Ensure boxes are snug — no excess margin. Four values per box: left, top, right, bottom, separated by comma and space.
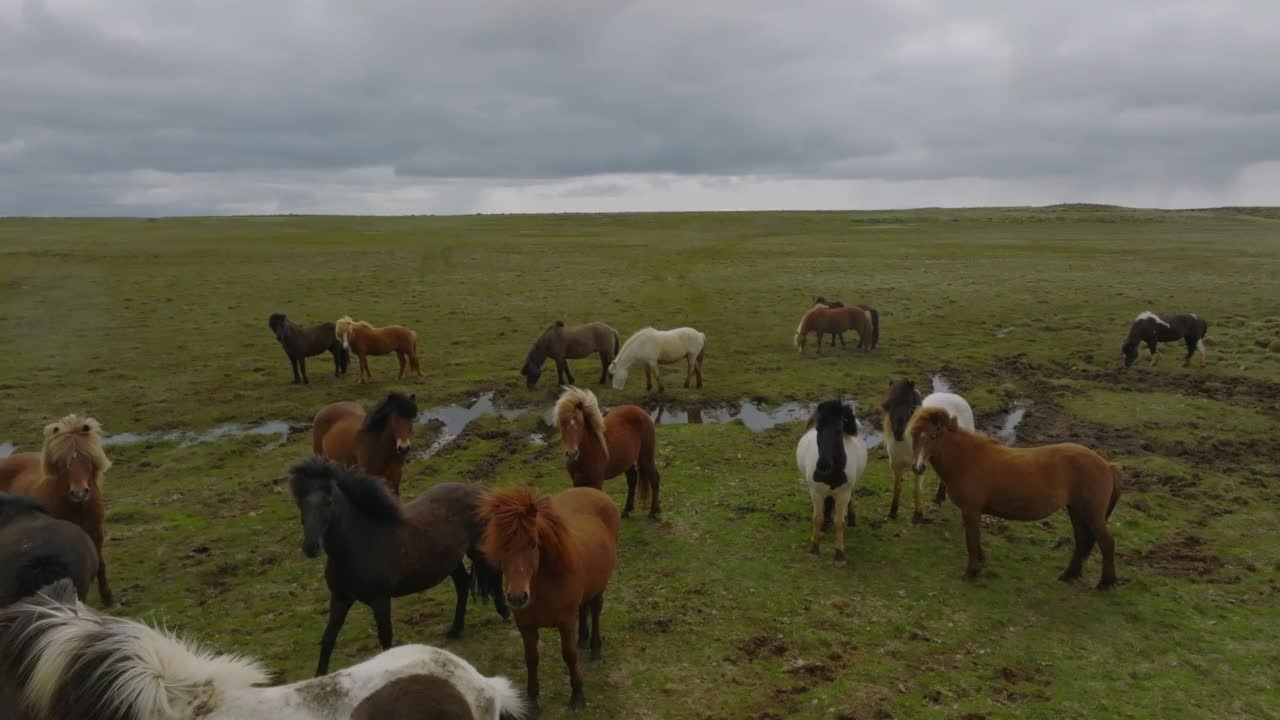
267, 313, 349, 384
288, 458, 507, 676
1121, 312, 1209, 368
0, 493, 98, 607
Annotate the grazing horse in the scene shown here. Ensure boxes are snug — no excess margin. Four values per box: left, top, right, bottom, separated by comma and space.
794, 305, 875, 352
481, 485, 619, 714
0, 415, 113, 606
609, 326, 706, 392
1121, 311, 1209, 368
554, 386, 662, 518
796, 400, 867, 562
812, 298, 880, 349
268, 313, 349, 384
880, 379, 976, 522
521, 320, 621, 389
335, 315, 423, 383
0, 494, 98, 607
0, 579, 529, 720
313, 392, 417, 498
910, 407, 1122, 589
289, 458, 508, 677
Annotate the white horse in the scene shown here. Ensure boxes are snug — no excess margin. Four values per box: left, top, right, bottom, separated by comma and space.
880, 379, 975, 522
795, 400, 868, 562
0, 580, 529, 720
608, 326, 706, 391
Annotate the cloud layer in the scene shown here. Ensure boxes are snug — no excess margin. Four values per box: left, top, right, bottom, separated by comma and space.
3, 0, 1278, 215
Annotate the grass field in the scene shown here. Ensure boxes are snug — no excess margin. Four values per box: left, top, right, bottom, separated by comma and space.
1, 205, 1278, 719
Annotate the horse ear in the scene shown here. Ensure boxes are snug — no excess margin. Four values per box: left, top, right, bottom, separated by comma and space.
409, 393, 416, 402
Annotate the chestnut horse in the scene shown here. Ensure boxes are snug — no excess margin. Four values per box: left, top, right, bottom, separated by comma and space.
910, 407, 1122, 589
794, 305, 875, 352
313, 392, 418, 498
554, 386, 662, 519
812, 298, 880, 349
521, 320, 620, 389
0, 415, 113, 606
480, 485, 619, 714
335, 315, 423, 383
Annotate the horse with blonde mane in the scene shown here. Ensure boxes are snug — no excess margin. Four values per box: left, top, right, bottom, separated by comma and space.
0, 415, 114, 606
608, 326, 706, 392
910, 407, 1122, 589
0, 579, 529, 720
335, 315, 422, 383
480, 485, 619, 714
794, 305, 875, 353
555, 386, 662, 518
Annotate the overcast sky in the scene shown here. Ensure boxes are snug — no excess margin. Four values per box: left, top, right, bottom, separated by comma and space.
2, 0, 1278, 216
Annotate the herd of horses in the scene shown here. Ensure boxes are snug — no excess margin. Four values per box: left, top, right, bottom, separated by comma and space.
0, 305, 1211, 719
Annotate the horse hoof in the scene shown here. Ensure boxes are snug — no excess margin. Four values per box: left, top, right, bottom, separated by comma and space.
887, 508, 897, 520
647, 512, 660, 522
589, 654, 603, 668
445, 627, 463, 640
963, 569, 981, 580
911, 512, 924, 525
1058, 571, 1080, 583
833, 550, 846, 563
808, 543, 820, 556
568, 691, 586, 711
1096, 578, 1117, 591
622, 510, 631, 519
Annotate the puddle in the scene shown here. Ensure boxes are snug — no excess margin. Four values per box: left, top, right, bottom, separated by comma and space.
417, 392, 525, 459
0, 442, 15, 459
930, 374, 955, 395
650, 399, 884, 448
101, 421, 296, 450
993, 402, 1029, 446
528, 433, 547, 447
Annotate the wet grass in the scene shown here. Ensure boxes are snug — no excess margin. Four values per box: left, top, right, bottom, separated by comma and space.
1, 206, 1279, 719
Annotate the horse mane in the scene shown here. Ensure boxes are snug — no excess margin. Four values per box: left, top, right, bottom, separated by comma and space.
0, 580, 269, 720
268, 312, 287, 330
480, 485, 576, 571
289, 457, 404, 525
880, 379, 921, 413
554, 386, 609, 458
795, 305, 827, 343
908, 407, 992, 444
363, 392, 419, 432
0, 493, 48, 521
40, 415, 111, 487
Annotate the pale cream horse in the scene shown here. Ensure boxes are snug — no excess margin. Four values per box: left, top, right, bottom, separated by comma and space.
608, 327, 706, 392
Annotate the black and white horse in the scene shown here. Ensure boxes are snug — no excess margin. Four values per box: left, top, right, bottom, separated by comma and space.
1121, 311, 1209, 368
795, 400, 867, 562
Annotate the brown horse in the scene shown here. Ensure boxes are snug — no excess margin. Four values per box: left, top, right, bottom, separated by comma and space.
336, 315, 423, 383
521, 320, 620, 389
0, 415, 113, 606
554, 386, 662, 519
909, 407, 1122, 589
268, 312, 349, 384
794, 305, 875, 352
480, 484, 619, 714
0, 494, 99, 606
313, 392, 418, 498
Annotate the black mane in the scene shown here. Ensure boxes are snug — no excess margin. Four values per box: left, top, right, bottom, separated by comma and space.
268, 312, 288, 331
363, 392, 419, 432
881, 379, 923, 442
0, 493, 49, 522
289, 456, 403, 525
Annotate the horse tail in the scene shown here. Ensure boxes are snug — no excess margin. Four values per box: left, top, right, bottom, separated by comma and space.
14, 556, 76, 602
484, 674, 531, 720
868, 306, 880, 348
696, 343, 705, 367
636, 465, 652, 508
408, 330, 422, 372
1107, 464, 1123, 520
613, 330, 620, 357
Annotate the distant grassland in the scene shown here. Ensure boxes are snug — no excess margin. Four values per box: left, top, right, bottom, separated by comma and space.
1, 206, 1278, 719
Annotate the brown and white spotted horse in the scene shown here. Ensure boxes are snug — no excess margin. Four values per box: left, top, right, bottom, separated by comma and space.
1121, 311, 1209, 368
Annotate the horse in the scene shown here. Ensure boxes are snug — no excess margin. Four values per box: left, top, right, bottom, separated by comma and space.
335, 315, 423, 383
288, 457, 508, 677
880, 379, 976, 522
480, 485, 619, 714
794, 305, 876, 353
796, 400, 868, 562
909, 407, 1122, 589
0, 415, 113, 606
812, 298, 880, 349
521, 320, 620, 389
609, 326, 706, 392
0, 494, 98, 607
313, 392, 418, 498
1121, 311, 1209, 368
267, 312, 349, 384
554, 386, 662, 519
0, 579, 529, 720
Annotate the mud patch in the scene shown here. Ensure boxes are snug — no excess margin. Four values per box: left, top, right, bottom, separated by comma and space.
735, 634, 789, 662
631, 617, 675, 634
1127, 535, 1225, 578
462, 430, 529, 481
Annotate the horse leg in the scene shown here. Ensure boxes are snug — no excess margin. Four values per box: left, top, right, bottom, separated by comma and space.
289, 355, 301, 384
911, 469, 926, 524
644, 364, 653, 391
822, 496, 833, 531
360, 353, 372, 383
816, 332, 823, 353
589, 594, 604, 665
961, 507, 984, 578
623, 467, 637, 518
889, 466, 902, 520
396, 351, 407, 379
89, 527, 113, 607
934, 478, 947, 505
557, 358, 574, 386
520, 625, 541, 712
1182, 336, 1197, 368
578, 606, 590, 649
370, 595, 395, 650
695, 353, 703, 388
316, 594, 354, 676
809, 495, 823, 555
647, 466, 662, 520
598, 352, 610, 385
446, 564, 470, 638
299, 356, 310, 385
1147, 338, 1160, 366
683, 355, 693, 388
559, 620, 586, 710
833, 493, 849, 563
1092, 515, 1117, 590
653, 363, 665, 392
1059, 506, 1094, 583
837, 332, 846, 347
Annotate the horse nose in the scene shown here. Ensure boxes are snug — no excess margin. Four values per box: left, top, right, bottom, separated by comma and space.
303, 540, 322, 558
912, 463, 926, 475
395, 440, 412, 454
506, 591, 529, 608
67, 488, 90, 503
565, 449, 579, 461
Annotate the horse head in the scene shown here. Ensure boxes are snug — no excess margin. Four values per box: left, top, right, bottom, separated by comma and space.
288, 458, 339, 558
363, 392, 418, 457
268, 313, 288, 343
881, 379, 923, 442
812, 400, 856, 484
480, 486, 572, 612
41, 416, 110, 505
909, 407, 959, 474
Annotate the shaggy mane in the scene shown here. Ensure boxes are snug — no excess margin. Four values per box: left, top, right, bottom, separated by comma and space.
479, 485, 576, 571
908, 407, 991, 444
40, 415, 111, 489
554, 386, 609, 459
363, 392, 419, 432
880, 379, 921, 414
289, 457, 404, 526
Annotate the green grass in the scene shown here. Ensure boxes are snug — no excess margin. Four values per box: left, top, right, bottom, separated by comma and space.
2, 206, 1279, 719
